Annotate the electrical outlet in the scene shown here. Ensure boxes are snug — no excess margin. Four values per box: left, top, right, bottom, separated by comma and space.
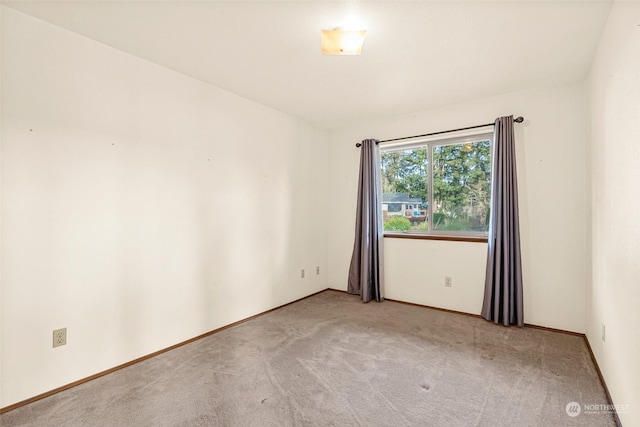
301, 269, 305, 279
53, 328, 67, 348
316, 266, 320, 275
601, 324, 605, 342
445, 276, 453, 287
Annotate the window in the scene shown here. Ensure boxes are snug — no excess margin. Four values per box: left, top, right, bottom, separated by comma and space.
380, 131, 493, 237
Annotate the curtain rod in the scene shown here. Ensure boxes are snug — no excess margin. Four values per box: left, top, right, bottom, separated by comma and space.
355, 116, 524, 147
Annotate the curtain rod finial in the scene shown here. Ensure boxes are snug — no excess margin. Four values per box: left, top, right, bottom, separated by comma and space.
355, 142, 362, 147
514, 116, 524, 123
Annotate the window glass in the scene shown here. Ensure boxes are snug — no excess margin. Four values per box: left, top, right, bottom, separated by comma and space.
380, 133, 492, 236
381, 148, 428, 232
432, 140, 491, 233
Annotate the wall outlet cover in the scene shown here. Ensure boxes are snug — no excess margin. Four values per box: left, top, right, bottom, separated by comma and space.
53, 328, 67, 348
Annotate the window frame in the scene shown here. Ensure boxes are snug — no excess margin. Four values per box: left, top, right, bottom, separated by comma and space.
380, 128, 494, 239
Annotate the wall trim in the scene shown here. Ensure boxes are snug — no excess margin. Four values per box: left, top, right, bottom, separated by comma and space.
0, 288, 328, 415
331, 289, 585, 335
332, 289, 620, 425
583, 336, 622, 427
384, 296, 483, 319
2, 287, 620, 426
389, 296, 587, 336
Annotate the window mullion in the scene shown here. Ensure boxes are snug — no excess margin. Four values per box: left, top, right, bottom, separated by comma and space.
380, 132, 492, 237
428, 143, 434, 232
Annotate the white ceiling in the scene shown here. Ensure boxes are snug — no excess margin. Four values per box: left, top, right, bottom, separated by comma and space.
2, 1, 612, 129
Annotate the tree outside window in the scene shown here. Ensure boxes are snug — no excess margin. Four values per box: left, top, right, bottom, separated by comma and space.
381, 134, 492, 235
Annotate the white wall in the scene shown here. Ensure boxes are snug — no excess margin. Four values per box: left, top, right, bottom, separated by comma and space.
0, 5, 4, 402
328, 82, 589, 333
0, 7, 328, 408
588, 2, 640, 425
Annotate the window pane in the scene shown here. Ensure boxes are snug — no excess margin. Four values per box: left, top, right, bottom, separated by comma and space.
381, 148, 428, 232
432, 140, 491, 232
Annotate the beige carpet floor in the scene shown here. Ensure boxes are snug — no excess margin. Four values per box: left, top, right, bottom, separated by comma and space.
2, 290, 615, 426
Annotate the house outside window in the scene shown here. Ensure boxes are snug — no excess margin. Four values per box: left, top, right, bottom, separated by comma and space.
380, 131, 493, 237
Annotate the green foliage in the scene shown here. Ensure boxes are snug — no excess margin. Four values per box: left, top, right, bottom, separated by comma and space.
432, 213, 446, 228
381, 148, 428, 202
382, 139, 492, 232
435, 216, 472, 231
410, 220, 429, 231
433, 141, 491, 231
384, 216, 411, 231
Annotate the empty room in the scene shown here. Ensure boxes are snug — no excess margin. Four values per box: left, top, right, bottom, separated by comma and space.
1, 0, 638, 425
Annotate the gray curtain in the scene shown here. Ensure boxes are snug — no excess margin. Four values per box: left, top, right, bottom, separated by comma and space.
482, 116, 524, 326
347, 139, 384, 303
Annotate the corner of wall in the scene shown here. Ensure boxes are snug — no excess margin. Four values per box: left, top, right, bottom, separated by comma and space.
585, 1, 640, 425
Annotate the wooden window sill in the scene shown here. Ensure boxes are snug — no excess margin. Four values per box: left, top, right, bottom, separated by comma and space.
383, 233, 488, 243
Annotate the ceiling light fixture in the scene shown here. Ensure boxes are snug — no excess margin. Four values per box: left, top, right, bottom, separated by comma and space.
321, 28, 367, 55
